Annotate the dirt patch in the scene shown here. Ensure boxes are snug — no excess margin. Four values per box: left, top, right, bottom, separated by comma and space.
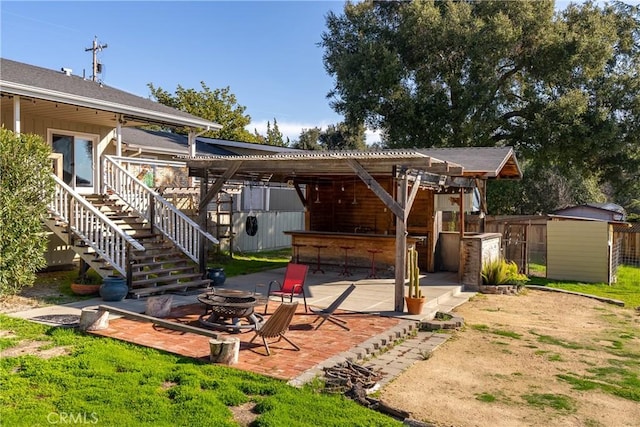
229, 402, 259, 427
0, 271, 77, 314
0, 340, 71, 359
380, 290, 640, 427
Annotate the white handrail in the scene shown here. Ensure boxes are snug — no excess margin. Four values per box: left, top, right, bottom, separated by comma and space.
103, 155, 218, 263
48, 175, 145, 277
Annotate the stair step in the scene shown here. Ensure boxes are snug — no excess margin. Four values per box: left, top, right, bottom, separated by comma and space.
130, 251, 186, 262
130, 259, 190, 270
131, 265, 197, 278
129, 280, 211, 298
132, 273, 204, 287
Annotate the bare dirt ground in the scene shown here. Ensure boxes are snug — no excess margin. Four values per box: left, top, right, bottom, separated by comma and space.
381, 289, 640, 427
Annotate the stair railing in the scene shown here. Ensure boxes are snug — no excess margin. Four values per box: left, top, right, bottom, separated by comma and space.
48, 174, 145, 277
103, 155, 218, 264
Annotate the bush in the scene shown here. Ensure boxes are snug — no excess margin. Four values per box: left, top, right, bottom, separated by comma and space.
0, 128, 54, 295
481, 258, 529, 286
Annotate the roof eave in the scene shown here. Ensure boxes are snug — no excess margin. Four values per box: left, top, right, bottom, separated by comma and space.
1, 80, 222, 130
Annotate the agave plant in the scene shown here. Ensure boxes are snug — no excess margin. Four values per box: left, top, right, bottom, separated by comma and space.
481, 258, 529, 286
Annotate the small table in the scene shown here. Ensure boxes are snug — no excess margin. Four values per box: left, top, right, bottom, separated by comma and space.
197, 289, 266, 333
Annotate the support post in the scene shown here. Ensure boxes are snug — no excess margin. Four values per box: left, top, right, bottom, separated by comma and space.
394, 173, 408, 312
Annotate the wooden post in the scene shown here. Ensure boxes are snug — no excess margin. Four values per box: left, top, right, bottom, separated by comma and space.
209, 337, 240, 365
79, 307, 109, 331
145, 295, 173, 318
394, 173, 408, 312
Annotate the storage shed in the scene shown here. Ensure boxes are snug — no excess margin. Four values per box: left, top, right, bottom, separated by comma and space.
547, 218, 618, 284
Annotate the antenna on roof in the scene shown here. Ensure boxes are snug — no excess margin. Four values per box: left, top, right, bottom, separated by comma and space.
85, 36, 108, 82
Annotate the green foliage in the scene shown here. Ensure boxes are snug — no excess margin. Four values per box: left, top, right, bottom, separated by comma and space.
0, 128, 54, 296
521, 393, 576, 412
258, 118, 288, 147
209, 249, 290, 278
0, 315, 401, 426
148, 81, 259, 142
291, 121, 366, 151
321, 1, 640, 214
481, 258, 529, 286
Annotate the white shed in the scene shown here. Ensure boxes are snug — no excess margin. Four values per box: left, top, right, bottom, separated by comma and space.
547, 218, 616, 284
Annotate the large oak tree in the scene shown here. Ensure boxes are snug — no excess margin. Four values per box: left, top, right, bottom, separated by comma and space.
321, 0, 640, 214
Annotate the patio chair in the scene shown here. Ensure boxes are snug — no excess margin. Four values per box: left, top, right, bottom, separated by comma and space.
310, 284, 356, 331
250, 302, 300, 356
263, 263, 309, 314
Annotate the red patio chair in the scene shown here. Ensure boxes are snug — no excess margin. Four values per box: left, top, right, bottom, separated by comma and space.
263, 263, 309, 314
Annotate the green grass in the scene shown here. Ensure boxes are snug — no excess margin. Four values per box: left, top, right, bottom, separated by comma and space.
521, 393, 575, 412
209, 249, 291, 277
0, 315, 400, 427
528, 265, 640, 308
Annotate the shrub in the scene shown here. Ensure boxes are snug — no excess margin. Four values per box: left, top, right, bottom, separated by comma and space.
481, 258, 529, 286
0, 128, 54, 295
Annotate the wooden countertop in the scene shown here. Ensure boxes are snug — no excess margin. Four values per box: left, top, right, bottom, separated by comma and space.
284, 230, 426, 240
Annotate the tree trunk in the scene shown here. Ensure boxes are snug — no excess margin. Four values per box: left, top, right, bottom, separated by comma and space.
209, 337, 240, 365
79, 307, 109, 331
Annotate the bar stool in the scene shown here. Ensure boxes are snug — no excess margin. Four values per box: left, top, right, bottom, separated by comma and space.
311, 245, 327, 274
367, 249, 383, 279
291, 243, 306, 264
339, 246, 355, 276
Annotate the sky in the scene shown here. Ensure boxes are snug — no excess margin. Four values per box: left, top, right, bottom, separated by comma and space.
1, 1, 638, 145
0, 1, 349, 143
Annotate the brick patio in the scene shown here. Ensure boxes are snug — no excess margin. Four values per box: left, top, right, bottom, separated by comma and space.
90, 300, 403, 381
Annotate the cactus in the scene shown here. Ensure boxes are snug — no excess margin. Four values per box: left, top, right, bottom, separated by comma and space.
407, 247, 423, 299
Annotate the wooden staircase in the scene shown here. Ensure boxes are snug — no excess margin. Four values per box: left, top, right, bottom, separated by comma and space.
47, 194, 211, 298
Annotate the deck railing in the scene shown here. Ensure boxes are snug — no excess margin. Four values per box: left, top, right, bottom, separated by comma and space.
48, 175, 145, 276
102, 155, 218, 264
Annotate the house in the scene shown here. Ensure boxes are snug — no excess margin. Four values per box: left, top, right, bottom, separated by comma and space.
1, 57, 226, 297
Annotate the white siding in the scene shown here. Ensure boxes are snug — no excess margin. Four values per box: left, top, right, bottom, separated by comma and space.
547, 220, 610, 283
228, 211, 304, 253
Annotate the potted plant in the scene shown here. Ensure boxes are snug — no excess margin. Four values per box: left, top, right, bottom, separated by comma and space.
70, 271, 102, 296
405, 247, 425, 314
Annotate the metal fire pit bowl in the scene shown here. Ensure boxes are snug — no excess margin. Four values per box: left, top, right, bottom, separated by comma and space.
197, 289, 265, 332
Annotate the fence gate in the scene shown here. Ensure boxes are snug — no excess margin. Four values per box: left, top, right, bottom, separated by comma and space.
503, 224, 527, 273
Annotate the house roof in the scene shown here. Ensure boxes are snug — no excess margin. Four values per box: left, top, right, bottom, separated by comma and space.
0, 58, 222, 130
121, 127, 301, 157
121, 128, 234, 156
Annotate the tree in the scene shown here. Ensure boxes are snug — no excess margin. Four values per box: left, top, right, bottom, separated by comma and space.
291, 127, 323, 150
319, 121, 366, 151
265, 118, 287, 147
291, 122, 366, 151
148, 81, 258, 142
321, 0, 640, 213
0, 129, 54, 295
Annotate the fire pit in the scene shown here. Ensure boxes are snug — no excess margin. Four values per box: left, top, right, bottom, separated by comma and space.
197, 289, 265, 333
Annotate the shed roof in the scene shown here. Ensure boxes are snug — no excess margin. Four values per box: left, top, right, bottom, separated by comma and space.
417, 147, 521, 179
0, 58, 221, 130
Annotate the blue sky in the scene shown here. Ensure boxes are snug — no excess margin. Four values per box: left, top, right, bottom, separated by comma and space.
1, 1, 348, 143
1, 1, 637, 145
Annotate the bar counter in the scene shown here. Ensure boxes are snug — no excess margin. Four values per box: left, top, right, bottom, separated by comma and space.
284, 230, 425, 272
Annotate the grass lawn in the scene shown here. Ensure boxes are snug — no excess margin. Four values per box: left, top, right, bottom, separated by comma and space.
208, 249, 291, 277
528, 265, 640, 308
0, 315, 400, 426
0, 249, 401, 425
